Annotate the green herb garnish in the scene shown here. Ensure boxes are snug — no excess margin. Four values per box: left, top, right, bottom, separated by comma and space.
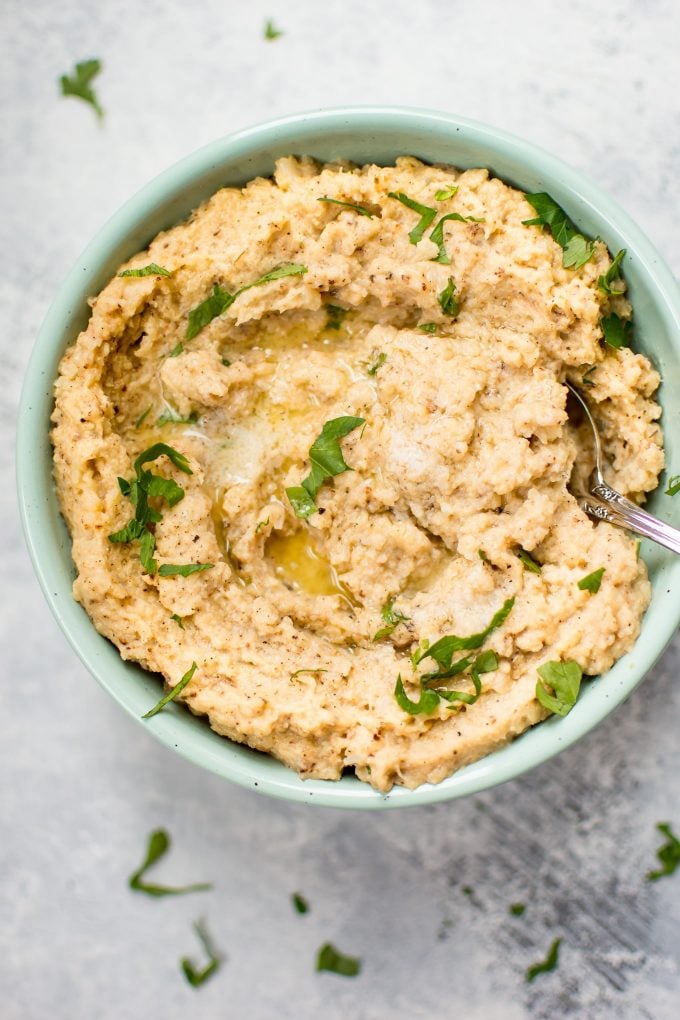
523, 193, 594, 270
156, 407, 200, 426
526, 938, 561, 982
581, 365, 597, 386
326, 304, 347, 330
221, 357, 232, 366
263, 19, 283, 40
510, 903, 526, 917
292, 892, 309, 914
535, 660, 583, 716
577, 567, 605, 593
601, 312, 632, 350
394, 675, 441, 715
142, 662, 198, 719
158, 563, 214, 577
316, 943, 361, 977
374, 598, 410, 641
367, 352, 387, 376
169, 342, 184, 357
437, 277, 459, 317
647, 822, 680, 881
318, 197, 375, 218
170, 613, 185, 629
518, 549, 542, 574
59, 59, 103, 119
255, 517, 270, 533
180, 919, 222, 987
429, 212, 485, 264
418, 322, 438, 334
664, 475, 680, 496
414, 599, 514, 679
478, 549, 489, 562
186, 264, 307, 340
119, 263, 171, 278
435, 185, 458, 201
286, 415, 365, 519
290, 668, 328, 679
597, 249, 626, 295
388, 191, 437, 244
128, 826, 212, 896
135, 406, 152, 428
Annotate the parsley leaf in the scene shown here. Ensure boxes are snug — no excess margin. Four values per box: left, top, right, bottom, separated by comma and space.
316, 943, 361, 977
581, 365, 597, 387
598, 249, 626, 295
435, 185, 458, 201
119, 263, 171, 278
180, 919, 222, 987
156, 407, 200, 426
535, 660, 583, 716
169, 342, 184, 357
264, 19, 283, 40
415, 598, 515, 678
647, 822, 680, 881
142, 662, 198, 719
158, 563, 214, 577
367, 352, 387, 376
186, 265, 307, 340
526, 938, 561, 982
128, 826, 212, 896
523, 193, 595, 270
374, 598, 410, 641
438, 277, 459, 317
59, 59, 103, 119
242, 263, 308, 289
318, 196, 375, 218
292, 892, 309, 914
430, 212, 485, 264
135, 406, 151, 428
255, 517, 270, 534
394, 675, 440, 715
134, 442, 192, 478
510, 903, 526, 917
601, 312, 632, 349
665, 475, 680, 496
326, 304, 347, 330
518, 549, 542, 574
577, 567, 605, 593
418, 322, 438, 334
388, 191, 437, 244
286, 415, 365, 519
170, 613, 185, 629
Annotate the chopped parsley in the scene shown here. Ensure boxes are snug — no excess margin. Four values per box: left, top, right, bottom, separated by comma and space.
158, 563, 214, 577
418, 322, 438, 334
135, 406, 152, 428
535, 660, 583, 717
316, 942, 361, 977
581, 365, 597, 386
647, 822, 680, 881
221, 357, 232, 366
318, 196, 375, 217
142, 662, 198, 719
478, 548, 489, 562
526, 938, 561, 982
577, 567, 605, 593
292, 892, 309, 914
388, 191, 437, 244
290, 668, 328, 679
510, 903, 526, 917
263, 19, 283, 40
156, 407, 199, 426
374, 598, 410, 641
255, 517, 270, 533
429, 212, 485, 264
170, 613, 185, 629
119, 263, 171, 278
59, 59, 103, 118
664, 475, 680, 496
523, 193, 595, 270
518, 548, 542, 574
109, 443, 192, 574
601, 312, 632, 349
180, 919, 222, 987
413, 599, 514, 678
435, 185, 459, 201
367, 352, 387, 376
394, 676, 440, 715
186, 264, 307, 340
169, 342, 184, 357
438, 277, 459, 317
286, 415, 365, 519
597, 249, 626, 295
326, 304, 347, 330
128, 827, 212, 896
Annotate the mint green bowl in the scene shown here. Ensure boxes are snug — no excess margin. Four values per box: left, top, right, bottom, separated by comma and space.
17, 107, 680, 808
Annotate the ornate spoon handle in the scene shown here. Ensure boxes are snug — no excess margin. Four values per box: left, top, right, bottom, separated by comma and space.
581, 482, 680, 555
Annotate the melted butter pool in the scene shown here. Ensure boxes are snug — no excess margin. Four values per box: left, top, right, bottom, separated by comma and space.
265, 529, 359, 607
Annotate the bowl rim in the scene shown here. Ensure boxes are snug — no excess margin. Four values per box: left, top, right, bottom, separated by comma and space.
17, 105, 680, 809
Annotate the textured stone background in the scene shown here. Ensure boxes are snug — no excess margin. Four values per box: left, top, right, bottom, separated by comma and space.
2, 1, 680, 1017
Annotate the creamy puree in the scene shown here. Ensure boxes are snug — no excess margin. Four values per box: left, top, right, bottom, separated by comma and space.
52, 156, 663, 790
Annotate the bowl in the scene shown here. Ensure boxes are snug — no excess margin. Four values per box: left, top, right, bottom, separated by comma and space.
17, 106, 680, 809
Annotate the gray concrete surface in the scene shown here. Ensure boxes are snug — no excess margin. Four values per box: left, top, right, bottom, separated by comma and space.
2, 1, 679, 1017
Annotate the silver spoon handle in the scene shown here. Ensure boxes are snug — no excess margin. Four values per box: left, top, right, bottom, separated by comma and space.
581, 482, 680, 555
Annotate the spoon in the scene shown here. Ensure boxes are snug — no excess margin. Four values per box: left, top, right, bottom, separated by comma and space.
566, 382, 680, 555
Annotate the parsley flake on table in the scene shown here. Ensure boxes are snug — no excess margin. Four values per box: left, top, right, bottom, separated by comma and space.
665, 475, 680, 496
526, 938, 561, 982
374, 598, 410, 640
59, 58, 103, 119
286, 415, 365, 519
597, 248, 626, 295
647, 822, 680, 881
577, 567, 605, 593
510, 903, 526, 917
119, 263, 171, 278
388, 191, 438, 244
523, 193, 595, 270
316, 942, 361, 977
601, 312, 632, 349
518, 548, 542, 574
535, 660, 583, 716
186, 264, 307, 340
318, 196, 375, 217
142, 662, 198, 719
438, 277, 459, 317
180, 919, 223, 987
292, 892, 309, 914
128, 826, 212, 896
263, 19, 283, 40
